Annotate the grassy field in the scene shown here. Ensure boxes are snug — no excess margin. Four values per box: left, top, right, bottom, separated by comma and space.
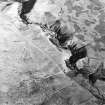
0, 0, 105, 105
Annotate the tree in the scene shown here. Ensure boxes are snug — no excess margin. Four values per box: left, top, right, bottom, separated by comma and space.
39, 20, 105, 105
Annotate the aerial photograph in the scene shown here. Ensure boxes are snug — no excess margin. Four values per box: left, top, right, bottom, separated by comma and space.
0, 0, 105, 105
